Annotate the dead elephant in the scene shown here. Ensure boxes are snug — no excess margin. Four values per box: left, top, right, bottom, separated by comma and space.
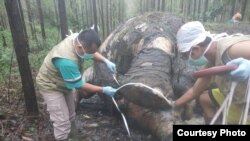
81, 12, 200, 141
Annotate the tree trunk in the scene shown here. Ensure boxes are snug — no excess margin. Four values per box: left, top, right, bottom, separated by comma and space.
162, 0, 165, 11
89, 0, 94, 26
183, 0, 186, 17
80, 0, 84, 27
1, 27, 7, 47
241, 0, 247, 20
112, 0, 115, 31
118, 0, 123, 22
2, 35, 7, 47
96, 0, 101, 37
110, 0, 113, 31
121, 0, 125, 21
193, 0, 197, 20
74, 0, 79, 30
36, 0, 46, 40
25, 0, 35, 39
188, 0, 191, 18
109, 0, 115, 32
180, 0, 183, 13
197, 0, 201, 15
85, 0, 89, 27
92, 0, 98, 33
0, 12, 4, 28
150, 0, 155, 11
170, 0, 172, 12
145, 0, 149, 12
53, 0, 60, 32
184, 1, 188, 20
58, 0, 68, 39
17, 0, 29, 51
0, 11, 5, 29
69, 0, 73, 9
100, 0, 105, 38
231, 0, 236, 17
4, 0, 38, 114
140, 0, 143, 13
157, 0, 161, 11
113, 0, 117, 31
203, 0, 209, 21
234, 0, 238, 14
106, 0, 110, 34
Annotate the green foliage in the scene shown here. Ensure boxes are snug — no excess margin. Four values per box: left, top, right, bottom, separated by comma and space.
0, 20, 95, 84
0, 29, 14, 83
28, 26, 60, 70
0, 24, 59, 84
204, 5, 224, 22
124, 0, 140, 20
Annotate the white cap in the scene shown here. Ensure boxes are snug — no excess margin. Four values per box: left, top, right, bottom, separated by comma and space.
177, 21, 208, 53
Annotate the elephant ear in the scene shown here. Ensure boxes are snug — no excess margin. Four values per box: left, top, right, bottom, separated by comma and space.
116, 83, 172, 110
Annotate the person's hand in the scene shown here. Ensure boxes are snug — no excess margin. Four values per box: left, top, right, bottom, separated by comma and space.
104, 59, 116, 74
169, 100, 180, 119
165, 98, 176, 108
167, 100, 176, 109
102, 86, 117, 97
226, 58, 250, 81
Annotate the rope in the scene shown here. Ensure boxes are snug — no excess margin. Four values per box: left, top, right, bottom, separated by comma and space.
222, 82, 237, 124
242, 77, 250, 124
210, 82, 237, 125
111, 74, 132, 141
112, 98, 132, 141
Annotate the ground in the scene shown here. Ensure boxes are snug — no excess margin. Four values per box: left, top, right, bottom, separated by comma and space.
0, 85, 151, 141
76, 95, 151, 141
1, 23, 250, 141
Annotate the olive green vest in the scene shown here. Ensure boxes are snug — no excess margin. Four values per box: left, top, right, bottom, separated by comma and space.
212, 35, 250, 105
36, 33, 84, 93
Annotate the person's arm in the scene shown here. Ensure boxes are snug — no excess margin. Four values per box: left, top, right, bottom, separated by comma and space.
226, 40, 250, 81
93, 52, 116, 73
93, 52, 106, 62
77, 83, 117, 97
53, 58, 117, 96
53, 58, 84, 90
227, 40, 250, 60
78, 82, 103, 93
175, 76, 211, 107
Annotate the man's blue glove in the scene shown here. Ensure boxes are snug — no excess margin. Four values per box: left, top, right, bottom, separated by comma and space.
102, 86, 117, 97
104, 59, 116, 74
226, 57, 250, 81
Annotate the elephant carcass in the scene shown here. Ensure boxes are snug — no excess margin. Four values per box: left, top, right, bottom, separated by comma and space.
83, 12, 196, 140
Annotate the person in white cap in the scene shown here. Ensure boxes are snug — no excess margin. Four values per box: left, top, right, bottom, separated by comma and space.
172, 21, 250, 124
231, 12, 242, 24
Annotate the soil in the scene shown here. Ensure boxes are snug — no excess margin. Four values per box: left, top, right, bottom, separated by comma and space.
75, 95, 151, 141
0, 84, 150, 141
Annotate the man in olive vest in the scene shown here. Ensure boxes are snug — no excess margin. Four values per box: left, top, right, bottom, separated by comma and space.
171, 21, 250, 124
36, 29, 117, 140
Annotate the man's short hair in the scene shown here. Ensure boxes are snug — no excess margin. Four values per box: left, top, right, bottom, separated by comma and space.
197, 36, 212, 48
78, 29, 101, 49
